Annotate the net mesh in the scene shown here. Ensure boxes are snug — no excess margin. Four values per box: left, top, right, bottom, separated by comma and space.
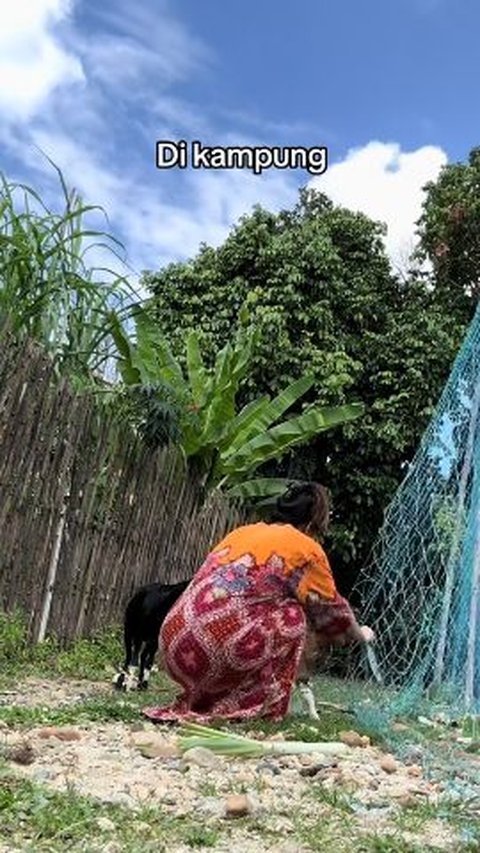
350, 303, 480, 728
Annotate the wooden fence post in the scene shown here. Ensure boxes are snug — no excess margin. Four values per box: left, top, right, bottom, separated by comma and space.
36, 484, 70, 643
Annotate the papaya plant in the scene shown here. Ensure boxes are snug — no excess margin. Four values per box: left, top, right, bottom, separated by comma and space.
108, 305, 364, 497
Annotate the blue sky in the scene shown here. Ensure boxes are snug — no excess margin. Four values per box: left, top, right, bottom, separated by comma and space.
0, 0, 478, 285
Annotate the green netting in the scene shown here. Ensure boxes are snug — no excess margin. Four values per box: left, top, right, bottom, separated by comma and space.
350, 302, 480, 731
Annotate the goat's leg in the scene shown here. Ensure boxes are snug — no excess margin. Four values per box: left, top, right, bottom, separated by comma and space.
138, 640, 157, 690
117, 624, 141, 690
298, 679, 320, 720
113, 622, 134, 690
294, 636, 320, 720
124, 637, 141, 691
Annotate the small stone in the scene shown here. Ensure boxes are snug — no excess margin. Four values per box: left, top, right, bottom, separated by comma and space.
299, 763, 327, 778
132, 820, 152, 835
432, 712, 450, 725
256, 760, 281, 776
173, 806, 190, 818
379, 755, 398, 774
366, 798, 392, 810
198, 797, 225, 819
299, 754, 316, 766
392, 722, 409, 733
407, 764, 422, 777
403, 746, 424, 763
130, 731, 173, 748
268, 733, 285, 742
299, 756, 337, 777
36, 727, 82, 742
6, 742, 35, 765
236, 770, 255, 785
270, 817, 294, 833
397, 794, 418, 808
96, 817, 116, 832
102, 843, 121, 853
137, 743, 179, 760
225, 793, 252, 818
339, 730, 370, 748
182, 746, 223, 769
33, 768, 56, 782
417, 716, 438, 728
278, 755, 299, 769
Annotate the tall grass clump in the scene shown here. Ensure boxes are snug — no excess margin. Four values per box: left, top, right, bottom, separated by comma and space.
0, 608, 122, 682
0, 160, 136, 383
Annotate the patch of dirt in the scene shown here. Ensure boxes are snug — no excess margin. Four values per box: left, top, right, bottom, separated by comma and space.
0, 677, 110, 709
0, 679, 475, 852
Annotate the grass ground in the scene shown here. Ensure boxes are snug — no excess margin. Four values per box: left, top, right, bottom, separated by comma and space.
0, 611, 479, 852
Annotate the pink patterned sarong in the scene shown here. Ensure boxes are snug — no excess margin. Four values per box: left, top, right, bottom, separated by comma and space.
144, 546, 353, 723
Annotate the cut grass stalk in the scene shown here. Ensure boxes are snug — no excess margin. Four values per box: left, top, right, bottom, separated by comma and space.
178, 721, 349, 758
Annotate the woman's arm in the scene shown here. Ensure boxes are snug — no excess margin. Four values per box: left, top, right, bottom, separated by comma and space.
286, 534, 374, 645
344, 620, 375, 644
304, 592, 375, 646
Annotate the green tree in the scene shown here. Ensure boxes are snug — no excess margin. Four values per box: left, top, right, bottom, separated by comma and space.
142, 188, 468, 591
415, 146, 480, 316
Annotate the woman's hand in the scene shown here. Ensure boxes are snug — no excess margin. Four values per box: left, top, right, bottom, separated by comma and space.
345, 621, 375, 644
360, 625, 375, 644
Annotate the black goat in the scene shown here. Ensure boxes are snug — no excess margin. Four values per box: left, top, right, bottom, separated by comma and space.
113, 580, 190, 691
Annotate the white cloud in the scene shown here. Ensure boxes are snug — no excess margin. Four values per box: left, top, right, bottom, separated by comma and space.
309, 141, 447, 267
127, 167, 296, 272
79, 2, 209, 94
0, 1, 449, 284
0, 0, 84, 121
15, 128, 295, 278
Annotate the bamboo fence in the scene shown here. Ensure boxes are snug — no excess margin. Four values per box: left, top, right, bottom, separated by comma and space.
0, 334, 243, 643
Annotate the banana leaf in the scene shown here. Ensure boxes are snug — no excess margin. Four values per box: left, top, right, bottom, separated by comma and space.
222, 375, 315, 457
186, 330, 210, 406
221, 402, 364, 477
218, 396, 271, 452
197, 325, 259, 449
134, 307, 186, 389
108, 311, 141, 385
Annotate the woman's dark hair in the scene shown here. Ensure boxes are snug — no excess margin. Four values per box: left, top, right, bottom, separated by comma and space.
272, 482, 330, 536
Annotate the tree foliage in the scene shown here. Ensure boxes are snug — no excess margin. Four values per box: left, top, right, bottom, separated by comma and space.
143, 187, 470, 591
109, 304, 364, 494
415, 146, 480, 314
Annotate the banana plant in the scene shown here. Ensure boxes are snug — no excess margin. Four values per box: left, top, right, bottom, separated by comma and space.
108, 306, 365, 498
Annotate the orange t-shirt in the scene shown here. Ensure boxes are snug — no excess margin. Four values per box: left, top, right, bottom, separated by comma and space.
212, 521, 336, 603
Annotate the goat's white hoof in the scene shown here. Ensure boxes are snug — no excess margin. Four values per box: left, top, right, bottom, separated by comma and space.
298, 683, 319, 720
112, 671, 126, 690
